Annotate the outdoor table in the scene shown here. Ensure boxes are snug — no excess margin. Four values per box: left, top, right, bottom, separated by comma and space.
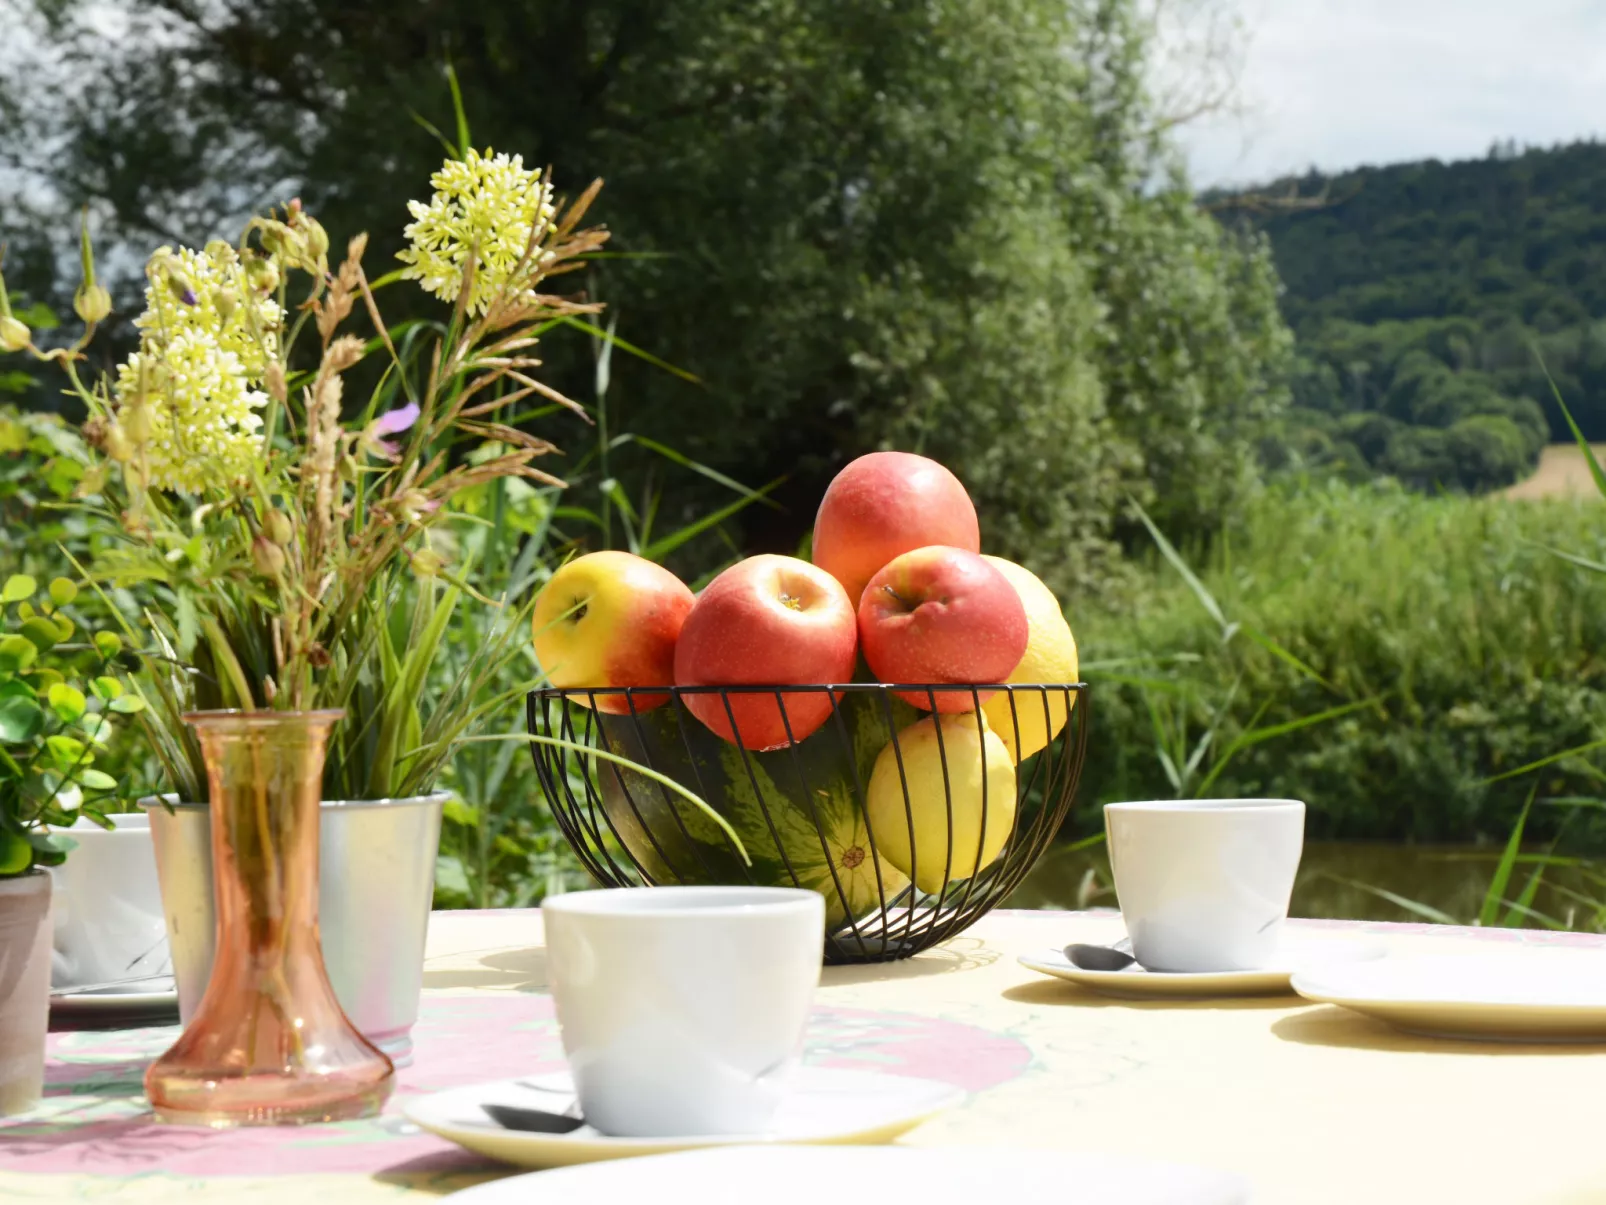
5, 908, 1605, 1204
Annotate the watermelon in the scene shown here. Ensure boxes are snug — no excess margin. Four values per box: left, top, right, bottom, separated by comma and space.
592, 689, 918, 932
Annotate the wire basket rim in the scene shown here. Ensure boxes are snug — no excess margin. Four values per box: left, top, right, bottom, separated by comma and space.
525, 682, 1090, 963
531, 681, 1089, 697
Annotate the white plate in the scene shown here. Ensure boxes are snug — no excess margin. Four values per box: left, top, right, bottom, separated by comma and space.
1292, 949, 1606, 1042
1018, 932, 1386, 999
442, 1145, 1252, 1204
49, 975, 179, 1017
404, 1067, 964, 1169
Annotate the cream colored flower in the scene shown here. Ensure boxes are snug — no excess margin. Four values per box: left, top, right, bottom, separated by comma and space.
134, 243, 281, 377
397, 149, 556, 314
116, 333, 270, 493
113, 242, 282, 493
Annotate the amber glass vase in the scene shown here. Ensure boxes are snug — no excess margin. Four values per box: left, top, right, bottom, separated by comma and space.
145, 710, 395, 1126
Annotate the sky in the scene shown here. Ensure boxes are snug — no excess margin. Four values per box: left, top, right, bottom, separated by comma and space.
1175, 0, 1606, 187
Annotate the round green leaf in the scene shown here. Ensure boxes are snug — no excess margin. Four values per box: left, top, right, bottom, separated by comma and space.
0, 830, 30, 876
78, 768, 118, 791
0, 575, 35, 605
78, 713, 114, 746
47, 578, 78, 608
0, 635, 37, 673
47, 683, 87, 724
93, 631, 123, 658
25, 668, 62, 692
0, 695, 44, 743
20, 616, 62, 653
90, 676, 123, 701
53, 615, 75, 642
45, 733, 86, 768
109, 694, 146, 715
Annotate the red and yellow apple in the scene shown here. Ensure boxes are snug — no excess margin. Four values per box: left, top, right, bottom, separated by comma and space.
812, 451, 980, 607
531, 551, 694, 713
858, 546, 1028, 712
674, 555, 858, 749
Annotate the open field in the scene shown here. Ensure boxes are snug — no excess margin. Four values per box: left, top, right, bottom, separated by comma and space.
1503, 444, 1606, 500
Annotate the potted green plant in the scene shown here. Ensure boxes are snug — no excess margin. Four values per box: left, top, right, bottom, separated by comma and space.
0, 572, 138, 1114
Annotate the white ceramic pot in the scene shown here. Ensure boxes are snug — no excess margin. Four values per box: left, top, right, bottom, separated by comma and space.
47, 812, 169, 990
0, 870, 53, 1116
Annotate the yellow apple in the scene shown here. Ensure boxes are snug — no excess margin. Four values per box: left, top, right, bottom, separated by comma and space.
978, 555, 1079, 761
865, 712, 1016, 894
531, 551, 695, 713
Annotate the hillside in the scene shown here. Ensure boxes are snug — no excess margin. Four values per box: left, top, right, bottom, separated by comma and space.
1224, 140, 1606, 493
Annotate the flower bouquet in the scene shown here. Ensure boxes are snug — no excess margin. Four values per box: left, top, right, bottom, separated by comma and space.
0, 147, 609, 1124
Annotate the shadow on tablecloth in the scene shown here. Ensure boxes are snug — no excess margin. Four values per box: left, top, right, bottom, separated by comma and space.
370, 1148, 507, 1197
998, 978, 1306, 1011
824, 937, 1000, 988
1271, 1006, 1606, 1055
423, 945, 547, 992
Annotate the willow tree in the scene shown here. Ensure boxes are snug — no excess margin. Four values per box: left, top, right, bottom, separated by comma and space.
0, 0, 1290, 596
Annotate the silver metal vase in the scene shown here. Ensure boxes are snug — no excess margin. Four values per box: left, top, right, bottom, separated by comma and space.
142, 792, 446, 1067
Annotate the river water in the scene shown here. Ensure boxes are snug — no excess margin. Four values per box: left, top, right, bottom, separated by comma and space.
1008, 840, 1605, 930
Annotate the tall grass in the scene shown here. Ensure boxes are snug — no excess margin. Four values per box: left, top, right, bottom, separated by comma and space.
1080, 479, 1606, 849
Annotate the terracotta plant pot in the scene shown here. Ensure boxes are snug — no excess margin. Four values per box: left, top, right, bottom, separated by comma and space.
0, 870, 53, 1116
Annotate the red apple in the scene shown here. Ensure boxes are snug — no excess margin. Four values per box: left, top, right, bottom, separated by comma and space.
858, 546, 1028, 712
674, 555, 858, 749
813, 451, 980, 607
531, 551, 695, 713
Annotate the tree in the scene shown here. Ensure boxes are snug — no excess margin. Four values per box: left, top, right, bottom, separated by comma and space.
0, 0, 1291, 596
1224, 139, 1606, 478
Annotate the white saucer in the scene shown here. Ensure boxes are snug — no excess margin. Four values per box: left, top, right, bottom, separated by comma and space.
49, 975, 179, 1017
404, 1067, 964, 1169
1292, 949, 1606, 1042
441, 1145, 1252, 1204
1018, 932, 1386, 999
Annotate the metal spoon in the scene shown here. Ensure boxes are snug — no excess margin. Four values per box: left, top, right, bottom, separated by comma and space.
1064, 937, 1136, 972
482, 1102, 586, 1134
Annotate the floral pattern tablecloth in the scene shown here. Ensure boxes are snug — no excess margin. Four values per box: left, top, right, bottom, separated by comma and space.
4, 908, 1606, 1204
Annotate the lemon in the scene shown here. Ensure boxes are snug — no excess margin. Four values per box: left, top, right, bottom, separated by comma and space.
979, 555, 1078, 762
866, 712, 1016, 894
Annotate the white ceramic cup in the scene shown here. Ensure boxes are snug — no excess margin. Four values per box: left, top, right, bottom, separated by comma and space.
48, 811, 171, 989
542, 885, 826, 1138
1105, 798, 1306, 973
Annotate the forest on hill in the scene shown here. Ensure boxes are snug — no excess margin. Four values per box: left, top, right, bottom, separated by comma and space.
1229, 139, 1606, 493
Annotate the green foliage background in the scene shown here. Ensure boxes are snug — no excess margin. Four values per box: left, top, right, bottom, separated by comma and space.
0, 0, 1290, 599
1079, 482, 1606, 850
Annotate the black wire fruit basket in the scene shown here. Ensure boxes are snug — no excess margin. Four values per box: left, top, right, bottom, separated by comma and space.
526, 682, 1090, 964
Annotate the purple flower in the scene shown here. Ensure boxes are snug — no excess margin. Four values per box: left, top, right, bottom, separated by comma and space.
361, 402, 421, 460
373, 402, 420, 436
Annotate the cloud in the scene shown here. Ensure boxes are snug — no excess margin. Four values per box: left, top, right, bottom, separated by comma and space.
1175, 0, 1606, 186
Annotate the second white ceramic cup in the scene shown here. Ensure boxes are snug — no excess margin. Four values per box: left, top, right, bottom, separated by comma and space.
1105, 798, 1306, 973
542, 885, 825, 1137
48, 811, 170, 990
